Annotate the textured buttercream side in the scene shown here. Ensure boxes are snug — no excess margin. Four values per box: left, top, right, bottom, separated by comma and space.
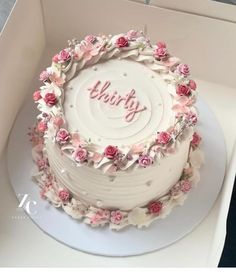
44, 129, 193, 210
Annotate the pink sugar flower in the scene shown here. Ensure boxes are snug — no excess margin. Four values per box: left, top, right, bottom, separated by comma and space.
96, 209, 110, 219
188, 79, 197, 90
58, 49, 71, 62
156, 41, 166, 48
104, 145, 119, 160
49, 73, 65, 87
162, 56, 180, 68
172, 96, 193, 114
126, 30, 139, 41
148, 201, 163, 215
52, 54, 59, 63
91, 152, 103, 163
90, 209, 110, 224
177, 64, 190, 76
176, 84, 191, 97
78, 40, 100, 61
37, 120, 47, 132
138, 155, 153, 168
39, 70, 50, 82
33, 90, 42, 101
44, 92, 57, 106
58, 189, 70, 202
56, 128, 70, 144
180, 180, 192, 193
156, 131, 171, 145
37, 158, 48, 171
185, 111, 198, 125
71, 133, 82, 147
191, 132, 201, 148
116, 36, 129, 48
154, 47, 168, 60
110, 210, 123, 224
72, 148, 88, 162
52, 116, 64, 128
85, 34, 97, 44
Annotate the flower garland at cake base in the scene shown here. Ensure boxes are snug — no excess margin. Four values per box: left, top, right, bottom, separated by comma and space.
29, 127, 204, 230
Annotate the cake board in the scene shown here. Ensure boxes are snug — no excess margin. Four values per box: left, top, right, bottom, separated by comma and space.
6, 96, 226, 257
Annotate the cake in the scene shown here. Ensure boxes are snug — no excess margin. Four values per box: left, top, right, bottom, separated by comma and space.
30, 30, 204, 230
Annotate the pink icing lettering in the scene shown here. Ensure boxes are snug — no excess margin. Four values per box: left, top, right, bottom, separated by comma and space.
124, 89, 136, 108
97, 81, 111, 100
109, 91, 118, 105
87, 80, 146, 122
125, 102, 147, 122
88, 80, 101, 98
115, 95, 126, 106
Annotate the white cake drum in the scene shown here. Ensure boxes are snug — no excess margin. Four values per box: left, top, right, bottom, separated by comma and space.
7, 95, 226, 256
29, 31, 203, 230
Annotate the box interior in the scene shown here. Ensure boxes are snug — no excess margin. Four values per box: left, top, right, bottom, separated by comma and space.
0, 0, 236, 157
42, 0, 236, 88
0, 0, 236, 265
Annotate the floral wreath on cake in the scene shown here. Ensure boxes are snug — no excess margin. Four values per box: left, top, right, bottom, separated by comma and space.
33, 30, 199, 174
29, 30, 204, 229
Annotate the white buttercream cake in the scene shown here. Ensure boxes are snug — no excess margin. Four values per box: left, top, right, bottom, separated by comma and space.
30, 30, 204, 230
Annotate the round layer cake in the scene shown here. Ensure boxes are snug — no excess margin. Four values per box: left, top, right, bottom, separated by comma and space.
31, 30, 204, 230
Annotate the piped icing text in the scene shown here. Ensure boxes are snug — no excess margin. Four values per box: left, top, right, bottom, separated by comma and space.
87, 80, 147, 122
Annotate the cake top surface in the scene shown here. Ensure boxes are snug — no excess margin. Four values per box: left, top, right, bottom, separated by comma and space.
34, 30, 198, 173
63, 58, 174, 147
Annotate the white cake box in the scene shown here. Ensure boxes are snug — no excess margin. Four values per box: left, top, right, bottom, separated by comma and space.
0, 0, 236, 267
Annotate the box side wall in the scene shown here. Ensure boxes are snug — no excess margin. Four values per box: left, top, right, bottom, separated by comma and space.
0, 0, 46, 156
42, 0, 236, 88
133, 0, 236, 23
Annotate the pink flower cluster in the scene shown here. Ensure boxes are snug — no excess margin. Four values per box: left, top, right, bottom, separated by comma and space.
180, 180, 192, 193
177, 63, 190, 77
39, 70, 50, 82
148, 201, 163, 215
52, 116, 64, 128
37, 120, 48, 132
185, 111, 198, 125
176, 79, 197, 97
90, 209, 110, 225
110, 210, 124, 224
56, 128, 70, 144
72, 148, 88, 162
116, 36, 129, 48
33, 90, 42, 101
39, 70, 65, 87
44, 92, 58, 106
126, 30, 139, 41
176, 84, 191, 97
53, 49, 71, 63
189, 79, 197, 90
156, 131, 171, 145
138, 155, 153, 168
191, 132, 201, 148
76, 40, 101, 62
154, 41, 168, 60
85, 34, 97, 44
36, 158, 48, 171
104, 145, 119, 159
58, 189, 70, 202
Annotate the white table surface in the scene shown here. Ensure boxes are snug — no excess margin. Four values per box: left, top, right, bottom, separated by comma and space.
0, 78, 235, 267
